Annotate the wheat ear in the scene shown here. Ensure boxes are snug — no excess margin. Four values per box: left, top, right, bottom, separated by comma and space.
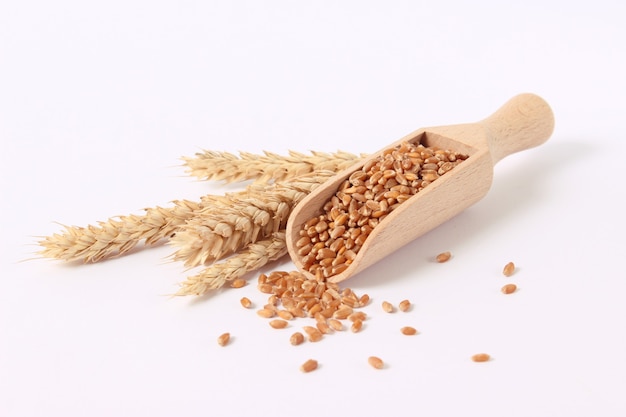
175, 232, 287, 296
38, 200, 203, 263
169, 171, 335, 267
182, 149, 362, 183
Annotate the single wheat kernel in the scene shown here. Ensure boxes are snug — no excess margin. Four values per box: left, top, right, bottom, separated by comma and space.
290, 332, 305, 346
277, 310, 294, 320
398, 299, 411, 312
436, 251, 451, 263
300, 359, 318, 373
503, 261, 515, 277
314, 312, 326, 324
230, 278, 246, 288
368, 356, 384, 369
269, 319, 288, 329
290, 307, 306, 318
308, 303, 322, 317
501, 283, 517, 294
328, 319, 344, 331
258, 283, 274, 294
240, 297, 252, 308
471, 353, 490, 362
341, 296, 357, 308
308, 331, 323, 342
333, 306, 353, 320
351, 319, 363, 333
217, 332, 230, 347
257, 308, 275, 318
359, 293, 370, 306
319, 307, 336, 319
400, 326, 418, 335
316, 321, 332, 334
348, 311, 367, 322
382, 301, 394, 313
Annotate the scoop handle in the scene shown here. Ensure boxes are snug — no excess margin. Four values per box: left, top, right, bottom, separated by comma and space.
480, 93, 555, 164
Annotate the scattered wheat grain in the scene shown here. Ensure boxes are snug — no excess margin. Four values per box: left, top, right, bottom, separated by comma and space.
258, 284, 274, 294
348, 311, 367, 322
328, 319, 343, 331
333, 306, 353, 320
436, 251, 451, 263
359, 293, 370, 306
398, 299, 411, 312
240, 297, 252, 308
351, 320, 363, 333
400, 326, 418, 335
316, 321, 332, 334
471, 353, 490, 362
277, 310, 294, 320
290, 332, 305, 346
230, 278, 246, 288
217, 332, 230, 347
257, 308, 275, 318
382, 301, 394, 313
269, 319, 288, 329
503, 261, 515, 276
368, 356, 384, 369
300, 359, 318, 373
501, 283, 517, 294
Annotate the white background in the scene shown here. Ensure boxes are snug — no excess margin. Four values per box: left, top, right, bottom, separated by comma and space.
1, 1, 625, 416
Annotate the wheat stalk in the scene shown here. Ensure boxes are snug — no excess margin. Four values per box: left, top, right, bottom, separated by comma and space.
38, 148, 364, 296
37, 200, 203, 263
182, 149, 363, 183
169, 171, 335, 267
175, 232, 287, 296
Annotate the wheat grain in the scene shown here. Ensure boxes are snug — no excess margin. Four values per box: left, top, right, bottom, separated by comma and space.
182, 149, 363, 183
257, 308, 275, 318
382, 301, 394, 313
269, 319, 288, 329
240, 297, 252, 308
501, 283, 517, 294
400, 326, 418, 335
300, 359, 318, 373
217, 332, 231, 346
471, 353, 490, 362
174, 232, 287, 296
503, 261, 515, 276
436, 251, 452, 263
350, 319, 363, 333
37, 200, 203, 263
290, 332, 305, 346
367, 356, 384, 369
230, 278, 246, 288
398, 299, 411, 312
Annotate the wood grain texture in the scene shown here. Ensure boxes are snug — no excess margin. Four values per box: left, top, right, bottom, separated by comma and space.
286, 93, 554, 283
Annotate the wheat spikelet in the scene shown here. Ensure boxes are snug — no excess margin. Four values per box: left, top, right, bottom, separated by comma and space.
38, 200, 203, 262
182, 149, 363, 183
169, 171, 335, 267
175, 232, 287, 296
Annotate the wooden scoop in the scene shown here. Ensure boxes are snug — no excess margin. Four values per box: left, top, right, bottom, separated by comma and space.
286, 93, 554, 283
